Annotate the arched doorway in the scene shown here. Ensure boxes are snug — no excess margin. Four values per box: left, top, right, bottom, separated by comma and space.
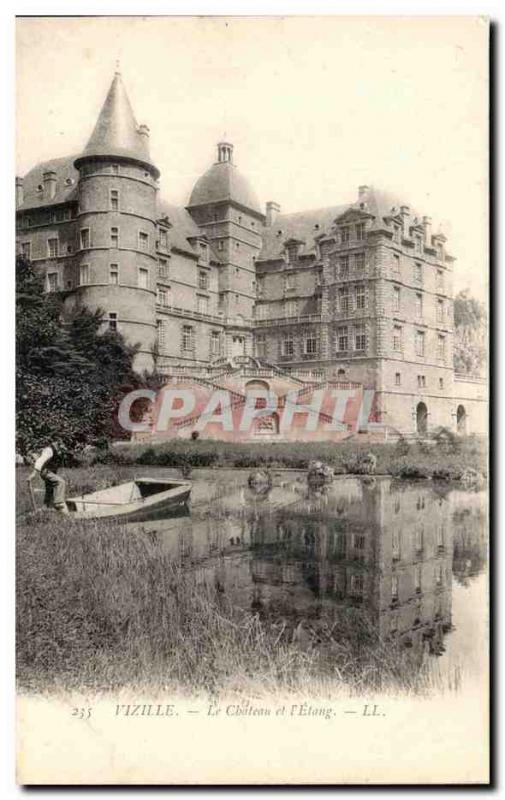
457, 404, 467, 435
416, 402, 428, 436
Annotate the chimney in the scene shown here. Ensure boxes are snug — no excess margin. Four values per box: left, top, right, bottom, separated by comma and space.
138, 124, 150, 139
217, 141, 233, 164
266, 201, 281, 227
43, 170, 57, 201
400, 205, 410, 236
15, 176, 24, 208
422, 215, 432, 246
358, 185, 370, 205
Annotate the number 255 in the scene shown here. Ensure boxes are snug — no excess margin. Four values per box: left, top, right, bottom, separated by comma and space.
72, 707, 92, 720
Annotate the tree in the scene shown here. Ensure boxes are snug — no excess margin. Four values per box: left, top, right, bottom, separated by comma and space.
16, 256, 142, 453
453, 290, 487, 377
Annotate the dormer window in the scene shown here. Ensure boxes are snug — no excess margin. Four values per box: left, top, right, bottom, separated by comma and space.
341, 226, 350, 244
393, 224, 401, 243
159, 229, 168, 250
199, 242, 208, 263
356, 222, 366, 241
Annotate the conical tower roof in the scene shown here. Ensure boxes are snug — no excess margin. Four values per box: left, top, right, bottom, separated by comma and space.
75, 71, 159, 177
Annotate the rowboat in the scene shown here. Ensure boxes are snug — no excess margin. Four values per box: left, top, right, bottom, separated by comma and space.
66, 477, 192, 521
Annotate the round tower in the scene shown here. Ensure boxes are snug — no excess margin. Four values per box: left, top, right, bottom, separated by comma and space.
70, 70, 159, 372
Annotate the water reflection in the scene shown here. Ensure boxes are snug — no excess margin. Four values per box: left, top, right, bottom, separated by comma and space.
133, 475, 487, 677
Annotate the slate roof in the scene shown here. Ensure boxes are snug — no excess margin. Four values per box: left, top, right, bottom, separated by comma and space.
188, 160, 263, 216
17, 155, 79, 211
157, 200, 202, 256
76, 71, 159, 177
257, 205, 348, 261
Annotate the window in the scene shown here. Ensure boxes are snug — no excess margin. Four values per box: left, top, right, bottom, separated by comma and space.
337, 326, 348, 352
354, 534, 365, 550
393, 224, 401, 243
341, 226, 350, 244
391, 575, 399, 601
415, 293, 423, 318
256, 304, 266, 320
339, 255, 349, 278
355, 252, 365, 273
110, 227, 119, 248
393, 325, 402, 352
355, 284, 366, 310
47, 237, 58, 258
47, 272, 58, 292
354, 324, 366, 351
338, 286, 350, 313
415, 565, 422, 594
109, 264, 119, 284
80, 229, 90, 250
256, 334, 266, 358
414, 262, 423, 283
79, 264, 90, 286
415, 331, 425, 357
284, 273, 295, 291
437, 242, 444, 261
414, 235, 422, 253
393, 286, 401, 313
21, 242, 31, 259
392, 531, 401, 561
415, 527, 424, 552
138, 231, 149, 251
437, 525, 445, 550
111, 164, 119, 175
197, 295, 209, 314
159, 229, 168, 250
138, 267, 149, 289
182, 325, 195, 352
218, 240, 224, 252
305, 335, 317, 355
356, 222, 366, 241
439, 377, 444, 389
282, 337, 294, 357
437, 299, 444, 323
218, 293, 225, 310
436, 564, 443, 586
110, 189, 119, 211
350, 574, 364, 597
158, 259, 169, 279
157, 319, 167, 351
157, 287, 169, 307
393, 253, 400, 273
285, 300, 297, 317
199, 242, 208, 263
437, 269, 444, 290
417, 375, 426, 388
108, 312, 118, 331
437, 335, 446, 362
198, 270, 209, 290
210, 331, 221, 357
395, 372, 401, 386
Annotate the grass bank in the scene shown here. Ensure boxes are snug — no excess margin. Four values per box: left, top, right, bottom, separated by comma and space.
94, 436, 486, 483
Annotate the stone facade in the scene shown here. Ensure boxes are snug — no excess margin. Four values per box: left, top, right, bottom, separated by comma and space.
16, 71, 487, 436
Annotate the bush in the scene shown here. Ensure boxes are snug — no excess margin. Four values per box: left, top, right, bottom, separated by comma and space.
390, 461, 429, 480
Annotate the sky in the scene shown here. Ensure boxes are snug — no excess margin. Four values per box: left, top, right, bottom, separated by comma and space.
16, 16, 488, 299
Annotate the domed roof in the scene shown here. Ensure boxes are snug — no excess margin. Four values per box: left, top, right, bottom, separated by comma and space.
188, 142, 262, 215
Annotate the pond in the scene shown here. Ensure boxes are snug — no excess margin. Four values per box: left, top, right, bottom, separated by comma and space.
129, 470, 488, 691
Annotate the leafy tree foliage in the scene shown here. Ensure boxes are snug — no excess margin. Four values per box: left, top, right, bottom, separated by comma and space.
453, 290, 487, 376
16, 256, 144, 453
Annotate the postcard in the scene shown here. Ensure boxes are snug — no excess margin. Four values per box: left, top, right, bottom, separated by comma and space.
15, 15, 489, 785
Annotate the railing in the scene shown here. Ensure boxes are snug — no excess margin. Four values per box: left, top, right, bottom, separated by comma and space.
255, 314, 321, 327
158, 304, 252, 328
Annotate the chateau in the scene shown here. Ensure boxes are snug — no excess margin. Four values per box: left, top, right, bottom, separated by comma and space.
16, 71, 486, 437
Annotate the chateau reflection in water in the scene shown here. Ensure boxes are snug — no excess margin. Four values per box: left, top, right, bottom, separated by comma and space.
139, 476, 486, 667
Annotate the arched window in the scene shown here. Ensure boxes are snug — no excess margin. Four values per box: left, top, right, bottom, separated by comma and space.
457, 405, 467, 435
